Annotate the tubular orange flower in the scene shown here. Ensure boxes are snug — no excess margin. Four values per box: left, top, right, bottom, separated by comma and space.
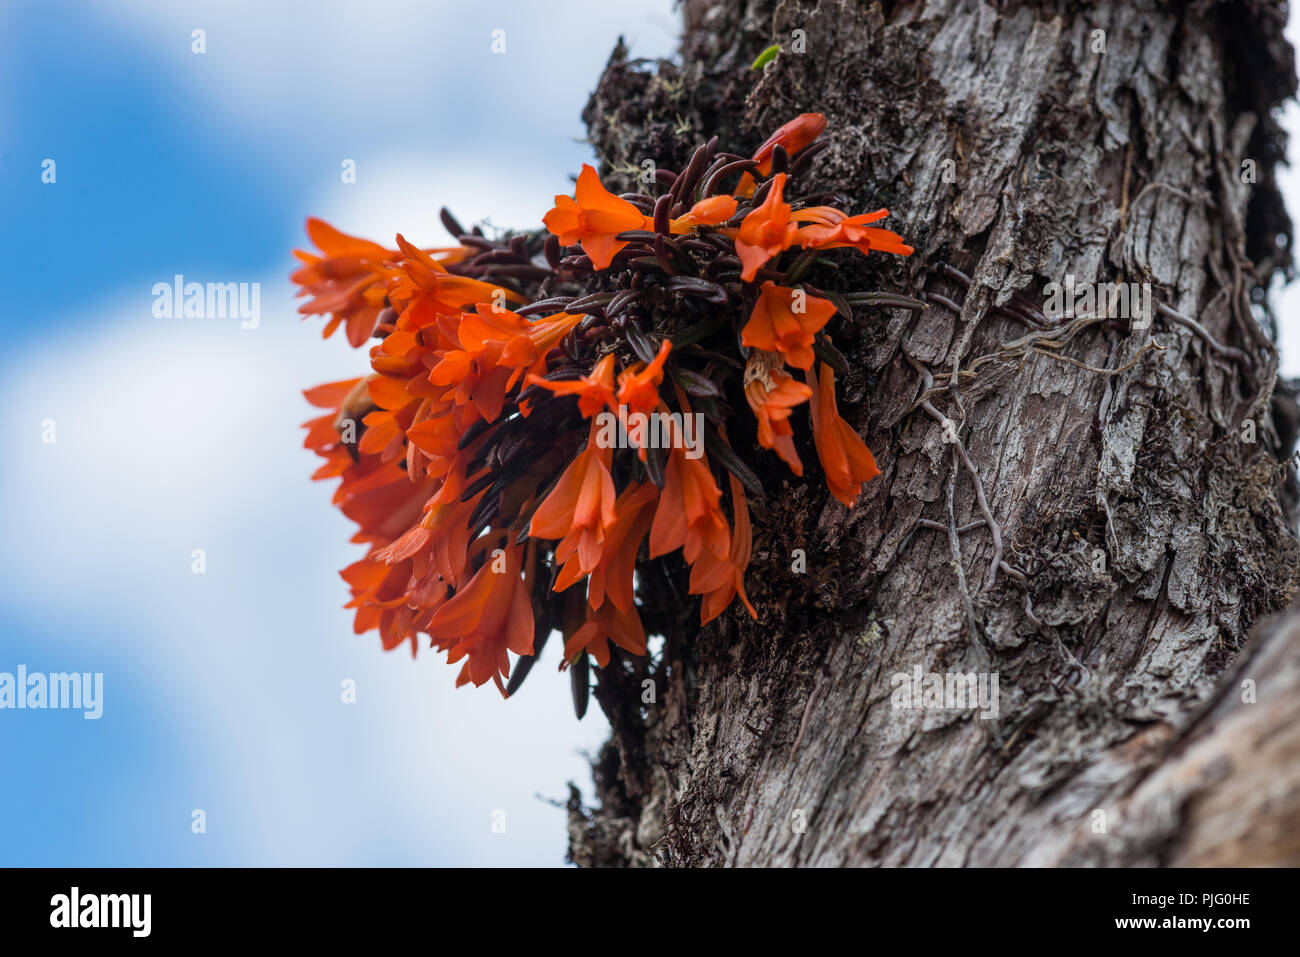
387, 235, 522, 331
431, 306, 584, 422
688, 472, 758, 624
795, 206, 914, 257
336, 460, 434, 544
734, 173, 799, 281
529, 418, 618, 573
302, 377, 367, 479
303, 374, 438, 542
543, 164, 653, 270
342, 555, 426, 655
669, 195, 738, 233
526, 352, 617, 418
374, 491, 481, 590
807, 362, 880, 508
321, 436, 441, 656
428, 541, 535, 694
737, 112, 827, 196
403, 402, 467, 471
741, 281, 837, 370
357, 369, 424, 465
649, 411, 729, 563
615, 340, 672, 416
564, 600, 646, 668
291, 218, 402, 347
555, 481, 658, 611
743, 351, 811, 475
356, 406, 412, 462
461, 305, 582, 379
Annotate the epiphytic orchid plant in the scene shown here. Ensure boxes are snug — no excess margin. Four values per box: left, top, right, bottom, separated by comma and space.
293, 114, 914, 706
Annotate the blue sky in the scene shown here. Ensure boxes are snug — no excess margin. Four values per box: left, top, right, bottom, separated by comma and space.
0, 0, 677, 866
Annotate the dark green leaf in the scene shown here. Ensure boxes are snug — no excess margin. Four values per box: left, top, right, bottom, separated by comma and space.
570, 653, 590, 720
813, 335, 850, 375
624, 320, 659, 363
663, 276, 729, 303
843, 291, 928, 311
671, 367, 723, 398
818, 288, 854, 324
704, 427, 765, 500
670, 320, 726, 350
643, 442, 668, 488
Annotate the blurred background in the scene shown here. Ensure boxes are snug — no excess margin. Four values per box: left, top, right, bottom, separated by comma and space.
0, 0, 677, 867
0, 0, 1296, 866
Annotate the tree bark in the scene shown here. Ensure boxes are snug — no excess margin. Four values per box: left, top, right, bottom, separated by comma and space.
567, 0, 1300, 867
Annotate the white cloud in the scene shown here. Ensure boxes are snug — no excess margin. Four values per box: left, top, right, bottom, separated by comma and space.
311, 153, 566, 245
84, 0, 679, 158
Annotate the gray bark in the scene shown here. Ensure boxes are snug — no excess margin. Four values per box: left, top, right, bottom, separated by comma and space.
567, 0, 1300, 867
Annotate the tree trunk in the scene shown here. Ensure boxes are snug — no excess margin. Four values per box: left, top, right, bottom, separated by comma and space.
566, 0, 1300, 867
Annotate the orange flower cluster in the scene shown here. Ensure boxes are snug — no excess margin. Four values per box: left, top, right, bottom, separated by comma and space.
295, 114, 913, 707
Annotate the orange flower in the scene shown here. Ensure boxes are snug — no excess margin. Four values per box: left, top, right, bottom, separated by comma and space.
302, 377, 367, 479
428, 541, 535, 694
795, 206, 914, 257
342, 555, 427, 655
741, 281, 837, 370
807, 362, 880, 507
308, 365, 445, 657
334, 459, 434, 544
302, 375, 438, 544
616, 340, 672, 416
737, 113, 827, 196
431, 306, 584, 422
743, 351, 811, 475
387, 235, 523, 331
734, 173, 799, 281
529, 418, 618, 573
669, 195, 738, 233
357, 380, 420, 463
348, 495, 476, 660
526, 352, 617, 418
649, 413, 729, 564
543, 164, 653, 270
291, 218, 401, 347
555, 481, 658, 611
688, 473, 758, 624
373, 491, 481, 590
403, 401, 467, 469
564, 600, 646, 668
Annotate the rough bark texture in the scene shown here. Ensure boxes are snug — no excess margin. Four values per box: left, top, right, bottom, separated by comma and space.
567, 0, 1300, 866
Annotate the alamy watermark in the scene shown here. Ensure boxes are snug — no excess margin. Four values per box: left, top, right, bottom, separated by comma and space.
152, 274, 260, 329
0, 666, 103, 719
594, 408, 705, 460
890, 665, 999, 720
50, 887, 150, 937
1044, 274, 1152, 329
